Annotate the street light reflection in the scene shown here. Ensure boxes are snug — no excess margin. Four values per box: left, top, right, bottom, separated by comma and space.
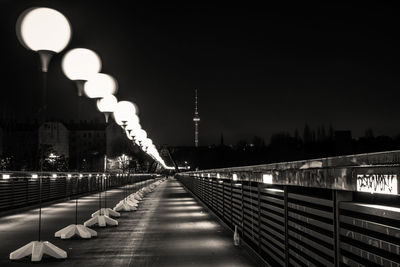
165, 198, 193, 201
161, 201, 197, 206
172, 238, 230, 250
162, 211, 207, 218
164, 206, 203, 211
162, 221, 219, 231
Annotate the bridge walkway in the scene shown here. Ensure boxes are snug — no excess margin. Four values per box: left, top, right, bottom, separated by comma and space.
0, 178, 258, 266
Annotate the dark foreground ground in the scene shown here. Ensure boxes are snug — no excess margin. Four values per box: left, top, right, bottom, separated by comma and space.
0, 178, 257, 266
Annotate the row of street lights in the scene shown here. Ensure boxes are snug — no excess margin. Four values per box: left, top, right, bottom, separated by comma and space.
10, 6, 170, 261
17, 7, 168, 169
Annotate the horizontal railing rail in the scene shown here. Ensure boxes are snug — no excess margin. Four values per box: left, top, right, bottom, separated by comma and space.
0, 171, 161, 212
181, 150, 400, 194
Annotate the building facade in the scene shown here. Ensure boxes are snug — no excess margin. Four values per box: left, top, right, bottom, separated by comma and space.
38, 122, 69, 158
0, 119, 154, 172
67, 121, 106, 171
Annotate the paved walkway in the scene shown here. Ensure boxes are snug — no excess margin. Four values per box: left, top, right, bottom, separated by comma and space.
1, 178, 257, 266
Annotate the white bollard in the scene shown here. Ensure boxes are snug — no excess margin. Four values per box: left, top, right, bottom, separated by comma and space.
10, 241, 67, 262
55, 224, 97, 239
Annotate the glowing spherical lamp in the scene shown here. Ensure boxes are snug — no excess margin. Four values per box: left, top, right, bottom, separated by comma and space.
125, 119, 141, 136
97, 94, 118, 123
16, 7, 72, 72
141, 138, 153, 152
113, 101, 137, 127
135, 129, 147, 143
119, 115, 140, 132
84, 73, 118, 98
62, 48, 102, 95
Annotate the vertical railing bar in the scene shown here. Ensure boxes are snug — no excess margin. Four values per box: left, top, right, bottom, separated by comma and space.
284, 185, 289, 267
257, 182, 262, 255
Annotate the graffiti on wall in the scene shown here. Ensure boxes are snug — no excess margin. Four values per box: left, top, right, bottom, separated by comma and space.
357, 174, 398, 195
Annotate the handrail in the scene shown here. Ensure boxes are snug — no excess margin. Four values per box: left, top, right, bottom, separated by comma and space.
181, 150, 400, 194
0, 172, 160, 212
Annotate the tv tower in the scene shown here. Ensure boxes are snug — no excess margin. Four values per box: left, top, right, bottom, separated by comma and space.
193, 89, 200, 147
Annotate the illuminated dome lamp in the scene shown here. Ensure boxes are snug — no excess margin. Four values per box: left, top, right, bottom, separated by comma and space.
113, 101, 137, 128
125, 116, 141, 136
62, 48, 101, 96
97, 94, 118, 123
84, 73, 118, 99
141, 138, 153, 151
136, 129, 147, 140
120, 117, 139, 132
134, 129, 147, 145
129, 114, 140, 125
16, 7, 72, 72
144, 138, 153, 146
128, 126, 138, 137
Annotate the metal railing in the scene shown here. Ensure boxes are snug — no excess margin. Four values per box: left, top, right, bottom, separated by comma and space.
0, 171, 159, 212
177, 150, 400, 267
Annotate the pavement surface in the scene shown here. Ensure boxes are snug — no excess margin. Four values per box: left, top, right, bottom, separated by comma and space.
0, 178, 258, 266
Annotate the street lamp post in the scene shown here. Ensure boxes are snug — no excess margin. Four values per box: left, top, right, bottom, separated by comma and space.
11, 7, 71, 262
114, 154, 138, 211
54, 48, 102, 240
112, 101, 142, 211
83, 75, 120, 227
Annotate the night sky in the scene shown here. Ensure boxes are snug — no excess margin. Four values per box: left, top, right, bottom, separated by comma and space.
1, 1, 399, 146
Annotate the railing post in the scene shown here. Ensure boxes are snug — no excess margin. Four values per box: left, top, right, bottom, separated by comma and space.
334, 189, 352, 267
211, 178, 214, 211
65, 175, 68, 198
222, 179, 225, 221
25, 177, 30, 210
230, 179, 233, 227
11, 176, 14, 208
240, 180, 244, 237
334, 190, 338, 267
256, 181, 262, 255
87, 176, 92, 192
284, 185, 289, 267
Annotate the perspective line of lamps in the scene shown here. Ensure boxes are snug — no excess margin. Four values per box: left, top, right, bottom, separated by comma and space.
10, 6, 170, 262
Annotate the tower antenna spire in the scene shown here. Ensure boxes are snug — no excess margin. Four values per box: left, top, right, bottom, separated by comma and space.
193, 89, 200, 147
195, 89, 198, 113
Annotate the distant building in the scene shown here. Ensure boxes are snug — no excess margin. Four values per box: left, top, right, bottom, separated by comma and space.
38, 122, 69, 158
0, 118, 153, 172
0, 121, 38, 170
0, 119, 108, 171
105, 121, 133, 158
67, 121, 106, 171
